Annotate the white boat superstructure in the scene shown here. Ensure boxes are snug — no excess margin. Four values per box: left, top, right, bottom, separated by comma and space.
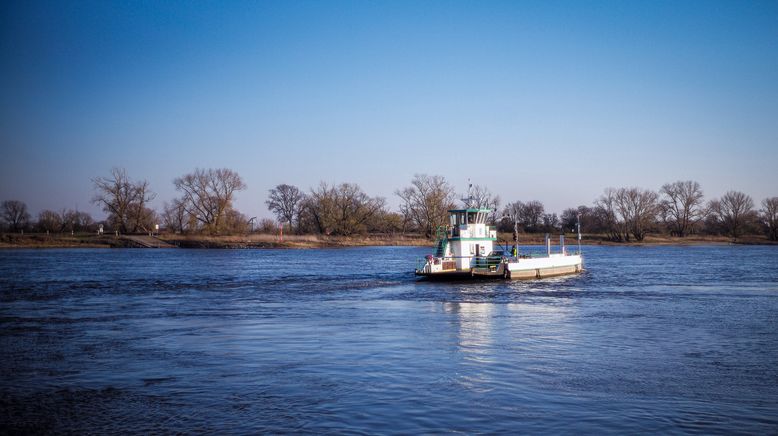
415, 208, 583, 280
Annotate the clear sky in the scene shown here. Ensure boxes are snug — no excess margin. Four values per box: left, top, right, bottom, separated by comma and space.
1, 0, 777, 220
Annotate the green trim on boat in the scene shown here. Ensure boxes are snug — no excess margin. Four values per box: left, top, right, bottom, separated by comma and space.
447, 237, 497, 242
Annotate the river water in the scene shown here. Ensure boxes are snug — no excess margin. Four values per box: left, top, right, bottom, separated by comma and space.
1, 245, 777, 433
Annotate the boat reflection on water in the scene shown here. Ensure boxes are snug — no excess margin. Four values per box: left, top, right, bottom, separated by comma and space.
439, 284, 579, 393
441, 301, 496, 393
443, 302, 494, 355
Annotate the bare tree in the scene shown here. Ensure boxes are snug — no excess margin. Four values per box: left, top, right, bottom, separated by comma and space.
266, 184, 304, 231
92, 168, 156, 233
61, 209, 95, 233
174, 168, 246, 234
615, 187, 658, 242
258, 218, 278, 234
709, 191, 755, 238
366, 210, 405, 234
162, 199, 189, 234
223, 208, 250, 234
501, 201, 524, 232
333, 183, 385, 235
541, 213, 560, 233
703, 199, 723, 235
520, 200, 545, 232
37, 210, 62, 233
761, 197, 778, 241
461, 184, 501, 224
561, 206, 593, 233
499, 200, 547, 233
502, 201, 523, 223
594, 188, 626, 241
660, 180, 706, 237
129, 179, 155, 232
396, 174, 456, 238
302, 182, 386, 236
1, 200, 30, 232
300, 185, 331, 235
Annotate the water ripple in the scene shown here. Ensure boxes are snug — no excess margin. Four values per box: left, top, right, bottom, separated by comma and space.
1, 246, 777, 433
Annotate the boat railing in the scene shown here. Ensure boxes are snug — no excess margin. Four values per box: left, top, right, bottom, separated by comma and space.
417, 254, 505, 269
507, 244, 582, 257
417, 249, 582, 272
472, 255, 505, 269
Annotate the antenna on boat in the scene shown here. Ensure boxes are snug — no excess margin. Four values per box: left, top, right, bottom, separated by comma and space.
576, 212, 582, 254
461, 178, 475, 207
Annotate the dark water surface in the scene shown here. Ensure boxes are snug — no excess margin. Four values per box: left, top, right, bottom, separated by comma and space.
1, 245, 777, 434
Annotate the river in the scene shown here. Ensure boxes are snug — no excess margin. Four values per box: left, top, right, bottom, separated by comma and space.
1, 245, 777, 433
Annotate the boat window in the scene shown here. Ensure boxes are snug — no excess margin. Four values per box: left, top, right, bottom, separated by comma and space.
467, 212, 476, 224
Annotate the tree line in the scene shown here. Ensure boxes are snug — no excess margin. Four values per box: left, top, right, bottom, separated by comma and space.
2, 170, 777, 242
564, 183, 777, 242
265, 175, 777, 241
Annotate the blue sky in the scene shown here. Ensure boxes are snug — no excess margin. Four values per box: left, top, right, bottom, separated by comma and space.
1, 0, 777, 220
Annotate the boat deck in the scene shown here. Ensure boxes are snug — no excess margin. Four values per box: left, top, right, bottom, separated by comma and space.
417, 254, 583, 281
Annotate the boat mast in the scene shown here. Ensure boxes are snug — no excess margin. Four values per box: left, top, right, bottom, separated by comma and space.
462, 179, 474, 207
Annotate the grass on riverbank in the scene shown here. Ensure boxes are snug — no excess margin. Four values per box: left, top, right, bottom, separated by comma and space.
161, 233, 428, 249
0, 232, 429, 249
0, 233, 129, 248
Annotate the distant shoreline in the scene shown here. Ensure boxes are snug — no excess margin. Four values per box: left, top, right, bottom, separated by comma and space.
0, 233, 429, 249
1, 232, 776, 249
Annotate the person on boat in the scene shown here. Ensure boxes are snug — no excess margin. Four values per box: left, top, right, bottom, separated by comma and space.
511, 245, 518, 258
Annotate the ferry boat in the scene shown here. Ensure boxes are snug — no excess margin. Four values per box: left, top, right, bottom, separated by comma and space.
415, 208, 583, 280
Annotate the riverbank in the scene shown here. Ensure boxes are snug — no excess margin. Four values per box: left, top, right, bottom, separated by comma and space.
162, 233, 428, 249
564, 233, 778, 246
0, 233, 430, 249
1, 232, 775, 249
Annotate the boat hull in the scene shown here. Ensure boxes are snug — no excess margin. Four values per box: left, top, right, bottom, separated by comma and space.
417, 254, 583, 281
502, 254, 583, 280
414, 270, 480, 280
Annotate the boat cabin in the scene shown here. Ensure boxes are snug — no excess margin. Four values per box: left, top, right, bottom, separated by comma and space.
441, 208, 498, 270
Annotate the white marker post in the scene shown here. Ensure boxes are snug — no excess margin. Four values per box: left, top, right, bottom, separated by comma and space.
577, 213, 582, 254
